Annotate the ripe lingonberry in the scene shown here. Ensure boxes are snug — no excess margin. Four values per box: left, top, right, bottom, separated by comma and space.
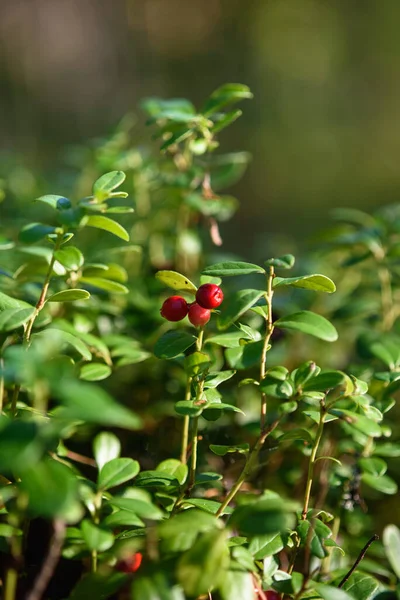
116, 552, 142, 573
265, 592, 280, 600
196, 283, 224, 309
188, 303, 211, 327
160, 296, 188, 321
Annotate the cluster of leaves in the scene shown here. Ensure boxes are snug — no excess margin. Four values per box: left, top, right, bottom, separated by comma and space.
0, 84, 400, 600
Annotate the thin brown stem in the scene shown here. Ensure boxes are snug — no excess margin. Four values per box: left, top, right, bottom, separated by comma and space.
26, 520, 66, 600
215, 419, 280, 517
338, 534, 379, 588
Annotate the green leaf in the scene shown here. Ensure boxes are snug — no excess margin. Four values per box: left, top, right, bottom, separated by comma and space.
362, 473, 398, 494
204, 370, 236, 388
155, 270, 197, 294
175, 400, 204, 418
211, 109, 243, 134
303, 370, 346, 392
274, 311, 338, 342
177, 530, 229, 597
93, 432, 121, 470
205, 330, 255, 348
102, 510, 144, 528
342, 571, 380, 600
33, 328, 92, 360
184, 352, 211, 376
108, 497, 163, 520
93, 171, 126, 201
80, 363, 112, 381
54, 246, 84, 270
184, 194, 238, 219
181, 498, 232, 515
278, 429, 314, 444
202, 261, 265, 277
209, 444, 249, 456
359, 457, 387, 477
156, 459, 188, 485
80, 277, 128, 294
383, 525, 400, 578
0, 307, 35, 332
249, 533, 287, 559
314, 583, 355, 600
0, 291, 32, 312
20, 459, 78, 518
84, 215, 129, 241
47, 289, 90, 303
98, 458, 140, 490
329, 409, 382, 437
35, 195, 71, 210
69, 573, 128, 600
154, 330, 196, 359
265, 254, 295, 269
132, 572, 184, 600
134, 470, 179, 489
273, 274, 336, 293
202, 83, 253, 115
81, 520, 114, 552
58, 381, 142, 430
230, 498, 287, 536
218, 289, 265, 330
19, 223, 57, 244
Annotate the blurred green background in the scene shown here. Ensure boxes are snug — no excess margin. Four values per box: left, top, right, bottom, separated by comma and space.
1, 0, 400, 258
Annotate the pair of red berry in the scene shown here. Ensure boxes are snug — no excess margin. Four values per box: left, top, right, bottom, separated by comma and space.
160, 283, 223, 327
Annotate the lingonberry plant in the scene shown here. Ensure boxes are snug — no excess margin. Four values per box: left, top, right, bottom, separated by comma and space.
0, 83, 400, 600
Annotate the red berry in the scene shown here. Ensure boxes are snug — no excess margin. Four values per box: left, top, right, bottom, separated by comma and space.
160, 296, 188, 321
188, 303, 211, 327
265, 592, 280, 600
116, 552, 142, 573
196, 284, 224, 309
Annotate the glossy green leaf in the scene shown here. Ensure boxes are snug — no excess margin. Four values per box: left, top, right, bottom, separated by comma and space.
84, 215, 129, 241
303, 370, 346, 392
175, 400, 204, 418
181, 498, 232, 515
98, 458, 140, 490
204, 370, 236, 388
35, 195, 71, 210
0, 307, 35, 332
80, 277, 128, 294
184, 352, 211, 376
273, 274, 336, 293
249, 533, 287, 559
58, 381, 142, 430
93, 432, 121, 470
80, 363, 112, 381
274, 311, 338, 342
177, 530, 229, 597
230, 498, 287, 536
69, 573, 128, 600
202, 83, 253, 115
209, 443, 249, 456
342, 571, 380, 600
362, 473, 398, 494
0, 291, 32, 312
33, 328, 92, 360
154, 330, 196, 359
156, 270, 197, 294
81, 520, 114, 552
202, 261, 265, 277
359, 457, 387, 476
47, 289, 90, 303
211, 109, 243, 134
20, 459, 78, 518
19, 223, 57, 244
108, 497, 163, 520
218, 289, 265, 330
383, 525, 400, 578
156, 459, 188, 485
93, 171, 126, 201
54, 246, 84, 270
132, 572, 184, 600
265, 254, 295, 269
329, 409, 382, 437
314, 584, 355, 600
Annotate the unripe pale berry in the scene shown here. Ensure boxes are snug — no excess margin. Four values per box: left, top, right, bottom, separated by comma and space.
116, 552, 142, 573
196, 283, 224, 309
160, 296, 188, 321
188, 303, 211, 327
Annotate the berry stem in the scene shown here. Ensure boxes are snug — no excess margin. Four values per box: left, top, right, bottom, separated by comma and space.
180, 377, 192, 464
